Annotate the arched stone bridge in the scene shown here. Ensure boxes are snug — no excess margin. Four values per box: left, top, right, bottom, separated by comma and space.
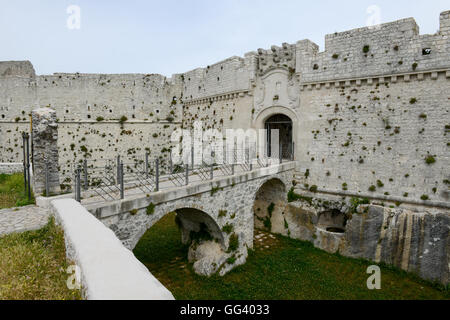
83, 161, 296, 276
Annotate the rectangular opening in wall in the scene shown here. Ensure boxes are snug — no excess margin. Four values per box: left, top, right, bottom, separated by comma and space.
422, 48, 432, 55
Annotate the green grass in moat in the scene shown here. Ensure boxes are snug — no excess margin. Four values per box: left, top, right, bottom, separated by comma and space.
133, 213, 449, 300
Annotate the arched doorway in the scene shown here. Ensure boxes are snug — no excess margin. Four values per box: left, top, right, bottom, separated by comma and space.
265, 114, 293, 159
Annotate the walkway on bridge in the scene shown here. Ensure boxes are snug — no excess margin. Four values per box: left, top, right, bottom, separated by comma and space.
77, 157, 295, 208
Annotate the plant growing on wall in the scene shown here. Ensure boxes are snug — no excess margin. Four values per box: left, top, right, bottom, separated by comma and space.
119, 116, 128, 124
218, 210, 227, 218
350, 197, 370, 214
222, 224, 233, 234
146, 203, 155, 215
228, 233, 239, 252
425, 155, 436, 165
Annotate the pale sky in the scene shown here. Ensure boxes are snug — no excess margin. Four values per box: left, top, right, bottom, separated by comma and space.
0, 0, 448, 76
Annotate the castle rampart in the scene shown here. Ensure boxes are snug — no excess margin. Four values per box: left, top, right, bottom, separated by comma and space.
0, 11, 448, 205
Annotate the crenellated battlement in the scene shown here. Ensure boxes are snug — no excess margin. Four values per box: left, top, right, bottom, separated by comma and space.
296, 13, 449, 83
0, 61, 36, 78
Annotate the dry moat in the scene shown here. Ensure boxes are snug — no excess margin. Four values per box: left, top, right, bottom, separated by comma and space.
133, 213, 449, 300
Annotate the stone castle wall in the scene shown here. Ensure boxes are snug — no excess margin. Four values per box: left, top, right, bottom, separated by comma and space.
297, 72, 449, 204
296, 16, 449, 83
0, 11, 449, 205
0, 70, 183, 168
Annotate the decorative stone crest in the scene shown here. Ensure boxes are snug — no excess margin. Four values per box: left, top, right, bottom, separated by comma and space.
257, 43, 295, 75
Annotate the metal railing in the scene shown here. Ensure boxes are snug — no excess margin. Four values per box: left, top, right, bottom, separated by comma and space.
69, 142, 295, 203
21, 132, 32, 200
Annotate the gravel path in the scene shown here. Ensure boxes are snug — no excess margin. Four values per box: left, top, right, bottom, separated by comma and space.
0, 205, 50, 237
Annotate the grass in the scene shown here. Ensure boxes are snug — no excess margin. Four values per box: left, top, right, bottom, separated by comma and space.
0, 173, 35, 209
0, 218, 82, 300
133, 213, 449, 300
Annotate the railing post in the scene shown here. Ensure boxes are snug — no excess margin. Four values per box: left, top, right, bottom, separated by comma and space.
25, 133, 31, 200
185, 164, 189, 186
145, 152, 149, 178
116, 155, 121, 185
169, 152, 173, 173
210, 164, 214, 180
223, 144, 227, 165
246, 147, 249, 166
120, 162, 124, 200
83, 159, 88, 190
22, 133, 28, 196
75, 168, 81, 202
155, 159, 160, 192
231, 163, 235, 176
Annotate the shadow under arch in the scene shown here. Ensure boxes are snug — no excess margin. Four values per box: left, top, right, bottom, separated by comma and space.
175, 207, 225, 248
253, 178, 287, 231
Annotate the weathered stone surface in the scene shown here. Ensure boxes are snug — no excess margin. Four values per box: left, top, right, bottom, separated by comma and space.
0, 205, 49, 236
314, 229, 344, 254
0, 61, 35, 78
338, 204, 450, 284
31, 108, 60, 195
285, 205, 317, 242
0, 163, 23, 174
267, 197, 449, 285
375, 209, 450, 285
188, 241, 228, 277
340, 206, 385, 259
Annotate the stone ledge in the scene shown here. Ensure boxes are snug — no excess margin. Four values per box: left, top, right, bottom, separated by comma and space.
0, 162, 24, 174
184, 90, 250, 105
51, 199, 175, 300
294, 186, 450, 211
299, 68, 450, 91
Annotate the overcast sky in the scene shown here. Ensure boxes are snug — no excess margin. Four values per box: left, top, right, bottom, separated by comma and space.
0, 0, 448, 76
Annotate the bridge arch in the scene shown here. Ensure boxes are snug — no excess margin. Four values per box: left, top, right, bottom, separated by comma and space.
126, 201, 225, 251
175, 207, 225, 247
253, 178, 287, 232
98, 163, 296, 276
